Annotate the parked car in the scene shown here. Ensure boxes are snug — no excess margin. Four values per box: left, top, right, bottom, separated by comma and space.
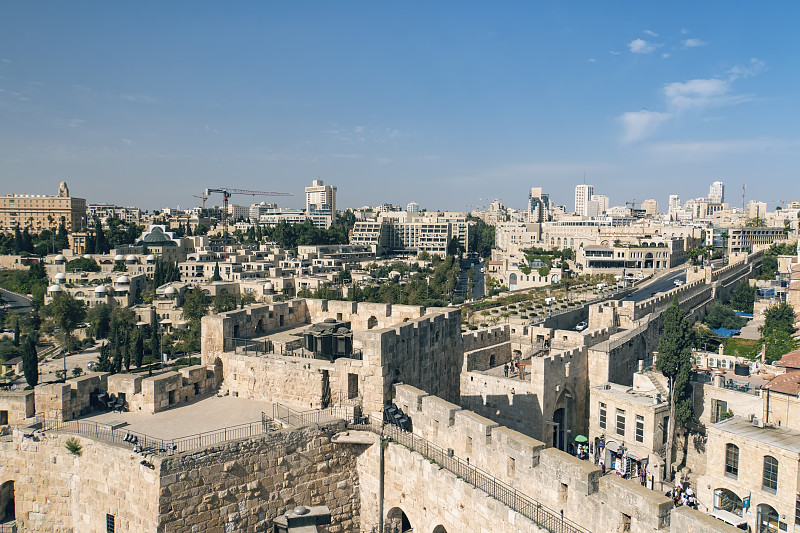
674, 279, 685, 286
575, 321, 588, 332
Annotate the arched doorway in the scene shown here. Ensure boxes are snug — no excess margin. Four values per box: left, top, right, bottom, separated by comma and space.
387, 507, 412, 532
551, 389, 575, 452
0, 480, 14, 522
757, 503, 779, 532
644, 252, 654, 269
367, 316, 378, 329
433, 526, 447, 533
552, 408, 565, 450
509, 273, 517, 291
713, 488, 743, 515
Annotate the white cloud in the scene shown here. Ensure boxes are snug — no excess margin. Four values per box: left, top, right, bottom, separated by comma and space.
628, 39, 657, 54
728, 58, 766, 80
663, 78, 751, 110
609, 50, 621, 56
0, 58, 11, 65
619, 110, 672, 143
682, 38, 707, 48
643, 30, 659, 37
587, 58, 597, 63
662, 53, 671, 59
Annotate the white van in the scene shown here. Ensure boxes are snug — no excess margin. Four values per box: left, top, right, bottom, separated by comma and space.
709, 509, 749, 531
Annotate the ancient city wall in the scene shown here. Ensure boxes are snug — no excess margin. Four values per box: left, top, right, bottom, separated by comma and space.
0, 390, 34, 426
305, 299, 430, 330
0, 430, 161, 532
158, 420, 362, 533
461, 325, 511, 372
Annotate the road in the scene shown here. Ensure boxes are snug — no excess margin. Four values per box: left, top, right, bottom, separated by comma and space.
455, 257, 485, 300
624, 270, 687, 303
40, 342, 102, 381
0, 287, 33, 316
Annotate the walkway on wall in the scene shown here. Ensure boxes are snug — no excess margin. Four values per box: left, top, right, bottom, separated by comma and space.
351, 416, 591, 533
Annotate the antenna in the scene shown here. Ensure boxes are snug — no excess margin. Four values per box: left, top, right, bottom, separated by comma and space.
742, 184, 746, 211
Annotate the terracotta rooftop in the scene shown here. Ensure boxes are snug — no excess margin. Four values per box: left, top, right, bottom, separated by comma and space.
773, 348, 800, 370
763, 372, 800, 396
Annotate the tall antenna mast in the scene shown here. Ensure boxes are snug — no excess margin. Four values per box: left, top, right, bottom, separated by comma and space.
742, 184, 746, 211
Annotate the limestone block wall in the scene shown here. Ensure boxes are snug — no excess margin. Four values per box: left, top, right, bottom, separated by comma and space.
305, 299, 428, 330
158, 421, 362, 533
460, 347, 588, 444
106, 373, 142, 408
461, 325, 510, 353
217, 351, 376, 412
0, 391, 34, 425
691, 382, 763, 426
33, 383, 72, 421
461, 326, 512, 372
140, 372, 182, 413
671, 506, 745, 533
0, 430, 160, 532
386, 384, 677, 533
360, 310, 462, 412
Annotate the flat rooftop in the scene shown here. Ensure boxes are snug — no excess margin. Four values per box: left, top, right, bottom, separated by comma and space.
78, 395, 272, 440
713, 416, 800, 453
593, 382, 667, 407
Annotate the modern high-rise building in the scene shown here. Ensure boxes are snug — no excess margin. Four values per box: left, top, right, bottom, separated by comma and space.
305, 179, 337, 215
0, 181, 87, 232
709, 181, 725, 204
527, 187, 551, 222
590, 194, 609, 214
406, 202, 420, 213
574, 184, 594, 216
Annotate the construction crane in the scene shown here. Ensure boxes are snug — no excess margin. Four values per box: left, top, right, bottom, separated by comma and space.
205, 187, 292, 244
625, 199, 637, 215
192, 193, 208, 210
771, 199, 789, 209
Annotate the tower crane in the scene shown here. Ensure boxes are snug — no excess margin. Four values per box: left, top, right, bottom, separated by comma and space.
625, 199, 637, 215
205, 187, 292, 244
192, 193, 208, 210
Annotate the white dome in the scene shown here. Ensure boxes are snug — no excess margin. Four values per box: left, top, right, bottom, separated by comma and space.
54, 254, 66, 262
116, 275, 130, 284
165, 286, 177, 296
48, 284, 63, 292
55, 272, 66, 280
114, 254, 125, 261
94, 285, 108, 294
125, 254, 137, 263
264, 281, 274, 290
83, 254, 92, 259
146, 254, 156, 261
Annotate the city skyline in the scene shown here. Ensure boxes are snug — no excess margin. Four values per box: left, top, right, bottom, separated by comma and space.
2, 2, 800, 211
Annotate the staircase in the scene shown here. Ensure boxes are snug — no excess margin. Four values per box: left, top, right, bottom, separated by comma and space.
644, 371, 669, 399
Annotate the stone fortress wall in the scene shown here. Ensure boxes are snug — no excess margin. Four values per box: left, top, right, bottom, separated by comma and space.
387, 383, 737, 533
203, 299, 463, 415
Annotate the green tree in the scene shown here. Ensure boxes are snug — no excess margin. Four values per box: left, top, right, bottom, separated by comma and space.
86, 303, 112, 339
66, 257, 100, 273
211, 262, 223, 282
149, 311, 159, 365
133, 330, 144, 368
655, 298, 694, 481
95, 342, 113, 373
729, 281, 756, 314
22, 336, 38, 387
48, 292, 86, 353
13, 318, 20, 347
182, 288, 211, 323
704, 302, 746, 330
213, 292, 237, 313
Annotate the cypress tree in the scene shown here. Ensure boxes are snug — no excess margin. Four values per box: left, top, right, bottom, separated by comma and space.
22, 336, 39, 387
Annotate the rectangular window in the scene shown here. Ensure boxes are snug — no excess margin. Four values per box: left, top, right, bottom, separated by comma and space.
599, 402, 607, 429
662, 416, 669, 445
106, 514, 115, 533
795, 493, 800, 525
635, 415, 644, 443
725, 444, 739, 478
616, 409, 625, 436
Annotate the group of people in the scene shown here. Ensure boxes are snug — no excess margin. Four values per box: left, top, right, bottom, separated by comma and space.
666, 481, 698, 509
503, 361, 522, 378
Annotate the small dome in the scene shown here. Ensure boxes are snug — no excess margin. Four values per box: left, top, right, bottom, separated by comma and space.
94, 285, 108, 294
165, 286, 177, 296
54, 254, 66, 263
116, 275, 130, 284
114, 254, 125, 262
146, 254, 156, 261
264, 281, 274, 290
125, 254, 137, 263
48, 284, 63, 293
83, 254, 92, 259
55, 272, 66, 280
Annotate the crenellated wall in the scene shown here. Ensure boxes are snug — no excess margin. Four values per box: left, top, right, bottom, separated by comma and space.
461, 325, 512, 371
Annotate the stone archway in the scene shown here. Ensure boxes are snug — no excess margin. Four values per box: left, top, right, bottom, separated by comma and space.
433, 526, 447, 533
387, 507, 413, 532
0, 480, 14, 523
367, 316, 378, 329
757, 503, 779, 532
713, 488, 743, 516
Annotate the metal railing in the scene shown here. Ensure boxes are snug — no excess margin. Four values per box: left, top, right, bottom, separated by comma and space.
36, 414, 282, 456
229, 337, 364, 361
273, 403, 356, 428
0, 522, 16, 533
353, 416, 590, 533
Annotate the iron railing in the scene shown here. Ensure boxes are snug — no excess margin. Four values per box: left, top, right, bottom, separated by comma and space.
36, 414, 281, 456
0, 522, 16, 533
353, 416, 590, 533
273, 403, 357, 428
229, 337, 363, 360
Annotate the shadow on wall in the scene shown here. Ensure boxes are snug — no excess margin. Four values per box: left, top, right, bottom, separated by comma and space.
460, 393, 545, 443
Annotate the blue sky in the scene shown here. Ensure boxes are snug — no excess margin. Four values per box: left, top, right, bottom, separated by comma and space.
1, 2, 799, 212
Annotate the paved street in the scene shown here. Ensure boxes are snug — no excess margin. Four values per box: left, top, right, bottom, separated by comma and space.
0, 287, 33, 316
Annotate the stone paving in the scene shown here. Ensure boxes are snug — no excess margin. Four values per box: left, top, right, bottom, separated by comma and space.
78, 394, 273, 439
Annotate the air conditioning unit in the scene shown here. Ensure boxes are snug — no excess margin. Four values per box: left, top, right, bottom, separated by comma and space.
754, 418, 764, 428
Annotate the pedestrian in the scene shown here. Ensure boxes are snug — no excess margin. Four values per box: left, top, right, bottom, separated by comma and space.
504, 363, 509, 377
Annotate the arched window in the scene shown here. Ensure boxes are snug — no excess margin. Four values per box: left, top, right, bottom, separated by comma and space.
763, 455, 778, 492
725, 444, 739, 478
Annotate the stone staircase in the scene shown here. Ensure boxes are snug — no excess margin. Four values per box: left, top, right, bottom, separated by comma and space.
644, 370, 669, 399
